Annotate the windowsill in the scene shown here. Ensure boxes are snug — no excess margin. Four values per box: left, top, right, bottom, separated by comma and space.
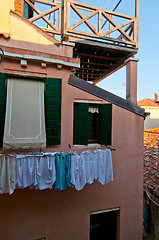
73, 143, 101, 149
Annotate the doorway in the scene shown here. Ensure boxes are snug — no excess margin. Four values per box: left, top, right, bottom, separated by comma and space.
90, 208, 120, 240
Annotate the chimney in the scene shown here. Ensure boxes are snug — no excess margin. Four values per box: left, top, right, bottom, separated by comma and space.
125, 57, 139, 105
155, 93, 159, 103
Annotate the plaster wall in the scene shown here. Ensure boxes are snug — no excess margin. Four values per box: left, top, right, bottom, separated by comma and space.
0, 1, 59, 45
0, 0, 14, 34
0, 54, 144, 240
10, 11, 58, 45
141, 107, 159, 130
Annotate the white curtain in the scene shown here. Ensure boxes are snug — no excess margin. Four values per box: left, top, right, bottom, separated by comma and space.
3, 78, 46, 149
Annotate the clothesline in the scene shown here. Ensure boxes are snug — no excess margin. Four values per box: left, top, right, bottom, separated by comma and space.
0, 149, 113, 194
1, 145, 116, 156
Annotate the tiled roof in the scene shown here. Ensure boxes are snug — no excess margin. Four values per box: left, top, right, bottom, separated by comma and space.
144, 128, 159, 199
138, 98, 159, 107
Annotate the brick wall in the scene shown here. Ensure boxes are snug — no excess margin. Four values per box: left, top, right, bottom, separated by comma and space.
14, 0, 23, 16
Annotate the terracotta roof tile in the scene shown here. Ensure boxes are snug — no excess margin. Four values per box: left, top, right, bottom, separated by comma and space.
138, 98, 159, 107
143, 128, 159, 199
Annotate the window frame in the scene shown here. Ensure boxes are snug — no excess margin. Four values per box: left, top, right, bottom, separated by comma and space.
73, 102, 112, 146
0, 73, 62, 147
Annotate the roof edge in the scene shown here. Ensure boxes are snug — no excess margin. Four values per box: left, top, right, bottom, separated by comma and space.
68, 74, 145, 117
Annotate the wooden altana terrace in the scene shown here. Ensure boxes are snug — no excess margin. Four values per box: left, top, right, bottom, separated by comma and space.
14, 0, 139, 82
15, 0, 139, 49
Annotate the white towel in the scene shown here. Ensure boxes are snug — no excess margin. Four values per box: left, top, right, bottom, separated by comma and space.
0, 154, 17, 194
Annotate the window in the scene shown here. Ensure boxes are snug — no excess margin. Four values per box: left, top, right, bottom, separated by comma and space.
3, 78, 46, 149
0, 73, 62, 148
73, 103, 112, 145
88, 105, 99, 143
23, 1, 34, 19
90, 209, 119, 240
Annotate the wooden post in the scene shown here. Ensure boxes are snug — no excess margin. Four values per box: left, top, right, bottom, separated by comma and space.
53, 0, 56, 38
98, 10, 102, 36
61, 0, 68, 41
135, 0, 139, 49
54, 0, 56, 28
109, 15, 112, 38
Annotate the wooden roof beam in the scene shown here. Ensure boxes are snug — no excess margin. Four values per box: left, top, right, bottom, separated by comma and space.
74, 52, 122, 61
76, 72, 100, 76
80, 67, 106, 72
80, 61, 111, 67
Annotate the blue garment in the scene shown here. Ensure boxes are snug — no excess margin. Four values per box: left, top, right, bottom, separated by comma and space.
55, 153, 71, 190
65, 153, 72, 188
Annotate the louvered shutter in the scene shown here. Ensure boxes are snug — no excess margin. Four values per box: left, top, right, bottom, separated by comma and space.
73, 103, 89, 145
45, 78, 62, 145
99, 104, 112, 145
0, 73, 6, 146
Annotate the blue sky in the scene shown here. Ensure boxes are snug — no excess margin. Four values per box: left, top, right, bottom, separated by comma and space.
97, 0, 159, 100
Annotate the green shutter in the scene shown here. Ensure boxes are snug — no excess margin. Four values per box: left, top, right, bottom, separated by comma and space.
73, 103, 89, 145
144, 201, 150, 233
0, 73, 6, 146
45, 78, 62, 145
99, 104, 112, 146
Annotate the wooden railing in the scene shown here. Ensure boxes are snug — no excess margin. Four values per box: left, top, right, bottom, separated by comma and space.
23, 0, 138, 49
24, 0, 61, 35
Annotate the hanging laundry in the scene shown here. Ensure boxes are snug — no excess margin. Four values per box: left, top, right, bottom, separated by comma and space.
81, 151, 95, 184
34, 153, 56, 190
71, 152, 87, 191
94, 149, 113, 185
0, 149, 113, 194
95, 149, 106, 185
105, 149, 113, 183
16, 155, 35, 188
55, 152, 71, 190
71, 149, 113, 190
65, 153, 72, 188
0, 154, 17, 194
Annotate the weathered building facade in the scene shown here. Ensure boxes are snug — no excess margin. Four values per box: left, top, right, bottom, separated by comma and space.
0, 1, 144, 239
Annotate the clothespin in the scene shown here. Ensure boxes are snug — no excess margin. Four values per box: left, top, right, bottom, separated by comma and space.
39, 148, 42, 154
68, 144, 72, 152
105, 145, 116, 151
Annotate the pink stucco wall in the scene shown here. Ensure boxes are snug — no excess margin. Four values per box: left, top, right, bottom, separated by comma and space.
0, 40, 144, 240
